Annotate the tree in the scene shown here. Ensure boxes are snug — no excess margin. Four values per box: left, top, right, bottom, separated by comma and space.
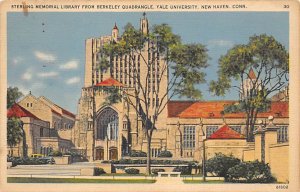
7, 86, 23, 108
227, 160, 276, 183
209, 34, 289, 141
97, 20, 209, 175
7, 87, 27, 157
205, 153, 240, 178
7, 117, 23, 156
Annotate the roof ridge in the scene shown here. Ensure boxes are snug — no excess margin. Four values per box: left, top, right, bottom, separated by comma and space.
208, 124, 245, 139
7, 103, 41, 120
95, 77, 123, 87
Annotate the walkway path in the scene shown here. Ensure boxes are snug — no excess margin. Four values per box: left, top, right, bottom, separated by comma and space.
8, 163, 186, 185
155, 176, 183, 184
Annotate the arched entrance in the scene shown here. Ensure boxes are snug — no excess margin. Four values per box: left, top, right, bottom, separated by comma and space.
96, 107, 119, 140
109, 147, 118, 160
95, 148, 104, 160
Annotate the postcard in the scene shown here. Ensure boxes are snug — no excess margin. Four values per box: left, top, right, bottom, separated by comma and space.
0, 0, 299, 191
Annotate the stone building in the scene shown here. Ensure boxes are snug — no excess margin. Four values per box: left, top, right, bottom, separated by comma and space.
73, 14, 289, 163
7, 104, 50, 157
10, 93, 76, 156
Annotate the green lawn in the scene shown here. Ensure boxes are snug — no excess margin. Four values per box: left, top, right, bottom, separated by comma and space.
101, 173, 147, 176
183, 180, 225, 184
7, 177, 156, 184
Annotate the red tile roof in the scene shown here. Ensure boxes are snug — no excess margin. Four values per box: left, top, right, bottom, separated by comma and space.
248, 68, 256, 79
7, 103, 40, 120
167, 101, 195, 118
95, 77, 123, 87
208, 124, 246, 139
168, 101, 288, 118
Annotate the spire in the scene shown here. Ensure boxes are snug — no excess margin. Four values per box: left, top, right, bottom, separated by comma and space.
248, 68, 256, 79
113, 22, 118, 30
112, 22, 119, 42
140, 13, 149, 35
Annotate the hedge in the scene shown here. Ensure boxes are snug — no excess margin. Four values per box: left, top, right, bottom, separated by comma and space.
49, 150, 63, 157
157, 151, 173, 158
226, 160, 276, 183
7, 157, 50, 166
110, 159, 197, 165
130, 150, 147, 157
94, 167, 106, 176
173, 165, 192, 175
151, 169, 165, 175
205, 153, 240, 177
125, 168, 140, 174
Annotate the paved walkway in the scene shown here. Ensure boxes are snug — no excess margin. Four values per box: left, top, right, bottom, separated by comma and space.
155, 176, 183, 184
7, 163, 207, 185
7, 163, 93, 176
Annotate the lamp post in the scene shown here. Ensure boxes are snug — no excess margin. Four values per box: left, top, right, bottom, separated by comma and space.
198, 118, 206, 182
202, 139, 206, 182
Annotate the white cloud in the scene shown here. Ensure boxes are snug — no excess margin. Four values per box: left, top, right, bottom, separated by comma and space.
22, 69, 33, 80
207, 39, 234, 47
37, 71, 59, 78
34, 51, 56, 62
12, 57, 23, 65
59, 60, 79, 70
15, 85, 30, 95
66, 77, 80, 85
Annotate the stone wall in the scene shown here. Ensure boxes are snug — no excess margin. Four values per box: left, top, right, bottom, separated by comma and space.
205, 139, 248, 159
269, 143, 289, 182
242, 117, 289, 183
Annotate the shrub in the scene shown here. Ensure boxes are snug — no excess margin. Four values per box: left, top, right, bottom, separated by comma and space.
94, 167, 106, 176
119, 159, 133, 164
111, 159, 196, 165
130, 150, 147, 157
173, 166, 191, 175
151, 169, 165, 175
49, 150, 63, 157
205, 153, 240, 177
227, 160, 276, 183
157, 150, 173, 158
7, 157, 50, 166
125, 168, 140, 174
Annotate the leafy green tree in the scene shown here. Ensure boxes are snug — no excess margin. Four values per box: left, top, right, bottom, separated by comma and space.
7, 117, 23, 156
7, 87, 27, 157
205, 153, 240, 178
7, 86, 23, 108
209, 34, 289, 141
227, 160, 276, 183
96, 21, 209, 175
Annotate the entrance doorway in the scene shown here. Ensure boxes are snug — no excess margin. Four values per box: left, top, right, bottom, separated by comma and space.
95, 148, 104, 160
109, 148, 118, 160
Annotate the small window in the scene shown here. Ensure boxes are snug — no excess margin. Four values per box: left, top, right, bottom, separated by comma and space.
40, 128, 43, 137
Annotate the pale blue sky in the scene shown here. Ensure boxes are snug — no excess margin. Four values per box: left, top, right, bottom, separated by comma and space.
7, 12, 289, 113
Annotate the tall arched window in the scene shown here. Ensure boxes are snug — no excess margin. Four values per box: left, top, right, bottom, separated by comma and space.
96, 108, 119, 140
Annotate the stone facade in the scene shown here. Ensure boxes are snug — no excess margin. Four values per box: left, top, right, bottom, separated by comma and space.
242, 117, 289, 182
8, 93, 76, 157
72, 14, 289, 165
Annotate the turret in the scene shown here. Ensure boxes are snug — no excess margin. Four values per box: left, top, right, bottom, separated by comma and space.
140, 12, 149, 35
112, 22, 119, 42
